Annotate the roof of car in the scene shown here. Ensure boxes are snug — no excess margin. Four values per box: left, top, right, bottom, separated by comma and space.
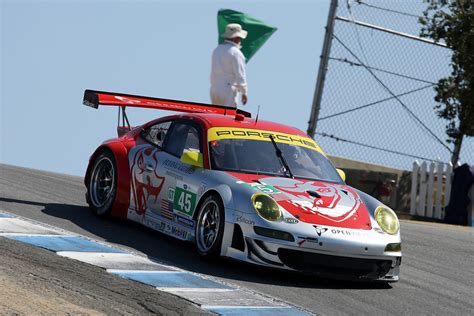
160, 113, 309, 137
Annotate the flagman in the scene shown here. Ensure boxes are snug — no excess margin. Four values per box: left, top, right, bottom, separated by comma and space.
210, 23, 248, 107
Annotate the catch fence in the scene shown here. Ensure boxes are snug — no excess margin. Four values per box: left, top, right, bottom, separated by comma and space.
309, 0, 474, 170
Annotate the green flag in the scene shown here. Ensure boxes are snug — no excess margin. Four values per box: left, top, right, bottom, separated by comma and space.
218, 9, 277, 63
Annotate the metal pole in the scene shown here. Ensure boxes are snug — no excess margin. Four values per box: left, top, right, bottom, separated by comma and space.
335, 16, 447, 48
307, 0, 338, 138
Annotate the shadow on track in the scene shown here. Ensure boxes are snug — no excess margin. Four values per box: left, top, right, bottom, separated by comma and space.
0, 196, 391, 290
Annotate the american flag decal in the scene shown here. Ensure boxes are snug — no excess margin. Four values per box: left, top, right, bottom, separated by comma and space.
160, 200, 174, 220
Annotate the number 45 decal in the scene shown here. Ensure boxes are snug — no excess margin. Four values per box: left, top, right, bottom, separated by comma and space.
173, 187, 197, 217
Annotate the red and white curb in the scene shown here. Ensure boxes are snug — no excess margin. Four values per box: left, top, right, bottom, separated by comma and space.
0, 211, 312, 315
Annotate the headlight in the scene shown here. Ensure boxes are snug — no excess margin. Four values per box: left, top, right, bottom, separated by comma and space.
375, 206, 400, 235
251, 193, 282, 221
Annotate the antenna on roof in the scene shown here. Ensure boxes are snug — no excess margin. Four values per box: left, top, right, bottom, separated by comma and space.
255, 105, 260, 124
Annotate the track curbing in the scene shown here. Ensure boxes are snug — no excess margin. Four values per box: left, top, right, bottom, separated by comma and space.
0, 210, 312, 315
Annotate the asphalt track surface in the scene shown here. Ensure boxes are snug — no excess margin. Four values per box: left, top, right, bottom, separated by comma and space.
1, 164, 473, 315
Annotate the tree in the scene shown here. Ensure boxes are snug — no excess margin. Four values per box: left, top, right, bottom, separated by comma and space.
419, 0, 474, 166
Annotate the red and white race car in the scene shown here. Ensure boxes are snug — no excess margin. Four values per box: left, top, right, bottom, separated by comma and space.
83, 90, 401, 282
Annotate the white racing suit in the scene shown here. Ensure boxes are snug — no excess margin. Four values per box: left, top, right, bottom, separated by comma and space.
210, 40, 247, 107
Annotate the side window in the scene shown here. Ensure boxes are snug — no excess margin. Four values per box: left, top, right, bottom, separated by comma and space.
165, 122, 202, 157
143, 121, 172, 147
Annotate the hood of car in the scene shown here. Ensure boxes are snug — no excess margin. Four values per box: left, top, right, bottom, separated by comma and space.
227, 172, 372, 230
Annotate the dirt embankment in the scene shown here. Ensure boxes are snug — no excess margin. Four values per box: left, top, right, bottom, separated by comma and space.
0, 237, 208, 315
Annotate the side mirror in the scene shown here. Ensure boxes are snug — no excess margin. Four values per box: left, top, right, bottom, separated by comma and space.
337, 168, 346, 182
180, 150, 204, 168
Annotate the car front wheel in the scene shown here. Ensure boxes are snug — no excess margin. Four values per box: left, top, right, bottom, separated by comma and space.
195, 195, 225, 257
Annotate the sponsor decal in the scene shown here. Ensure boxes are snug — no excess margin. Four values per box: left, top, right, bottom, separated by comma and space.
173, 185, 197, 218
83, 99, 95, 108
373, 227, 385, 234
129, 146, 165, 215
163, 159, 194, 174
208, 127, 322, 152
165, 170, 183, 181
313, 225, 328, 236
330, 229, 369, 237
144, 218, 162, 232
155, 221, 188, 239
284, 217, 299, 224
112, 95, 217, 113
236, 215, 255, 226
144, 217, 189, 240
176, 215, 195, 228
236, 181, 281, 195
168, 224, 188, 239
198, 182, 207, 196
168, 188, 175, 202
296, 236, 319, 247
115, 96, 141, 104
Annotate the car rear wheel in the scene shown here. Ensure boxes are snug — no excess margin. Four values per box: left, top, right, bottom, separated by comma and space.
87, 151, 117, 217
195, 195, 225, 257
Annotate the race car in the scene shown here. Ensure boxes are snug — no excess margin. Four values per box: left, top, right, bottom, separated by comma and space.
83, 90, 402, 282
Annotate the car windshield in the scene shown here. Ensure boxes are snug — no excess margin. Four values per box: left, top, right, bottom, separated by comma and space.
209, 138, 342, 183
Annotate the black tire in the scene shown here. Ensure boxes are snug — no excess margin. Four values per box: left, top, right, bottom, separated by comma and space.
195, 194, 225, 257
87, 151, 117, 217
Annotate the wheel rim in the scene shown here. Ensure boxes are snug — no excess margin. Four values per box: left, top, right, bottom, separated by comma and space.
197, 200, 220, 253
90, 157, 115, 208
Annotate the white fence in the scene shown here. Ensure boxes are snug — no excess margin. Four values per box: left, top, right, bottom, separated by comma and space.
410, 161, 453, 220
469, 167, 474, 227
411, 162, 474, 226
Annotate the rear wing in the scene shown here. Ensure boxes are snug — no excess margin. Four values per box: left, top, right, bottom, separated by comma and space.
83, 89, 251, 136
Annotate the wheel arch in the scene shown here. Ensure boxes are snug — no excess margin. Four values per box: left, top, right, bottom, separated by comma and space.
193, 189, 225, 221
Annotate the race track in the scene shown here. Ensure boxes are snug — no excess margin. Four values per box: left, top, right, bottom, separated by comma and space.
1, 164, 473, 315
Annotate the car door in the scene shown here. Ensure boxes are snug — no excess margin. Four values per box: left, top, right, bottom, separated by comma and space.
128, 120, 172, 222
158, 120, 204, 238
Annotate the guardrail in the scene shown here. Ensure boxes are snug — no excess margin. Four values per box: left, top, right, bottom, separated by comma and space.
410, 161, 452, 220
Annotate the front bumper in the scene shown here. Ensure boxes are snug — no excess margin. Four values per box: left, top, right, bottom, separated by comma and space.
277, 247, 400, 281
245, 236, 401, 281
224, 221, 401, 282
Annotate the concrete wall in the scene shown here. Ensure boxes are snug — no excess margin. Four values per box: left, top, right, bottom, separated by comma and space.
328, 155, 411, 212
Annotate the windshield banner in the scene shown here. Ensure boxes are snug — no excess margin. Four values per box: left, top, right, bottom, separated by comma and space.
208, 127, 323, 152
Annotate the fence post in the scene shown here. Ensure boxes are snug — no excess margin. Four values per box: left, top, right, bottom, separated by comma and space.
469, 166, 474, 227
426, 162, 435, 218
418, 161, 427, 217
410, 161, 420, 216
443, 162, 453, 219
434, 162, 443, 219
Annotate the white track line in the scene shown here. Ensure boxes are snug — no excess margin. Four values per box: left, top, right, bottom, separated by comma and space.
159, 288, 235, 293
107, 269, 180, 274
202, 305, 295, 309
0, 233, 72, 237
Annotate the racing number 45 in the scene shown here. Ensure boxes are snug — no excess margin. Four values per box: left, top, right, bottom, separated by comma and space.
179, 192, 192, 212
174, 187, 196, 217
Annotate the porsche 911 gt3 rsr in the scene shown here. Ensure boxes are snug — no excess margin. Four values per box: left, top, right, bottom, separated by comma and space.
83, 90, 402, 282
